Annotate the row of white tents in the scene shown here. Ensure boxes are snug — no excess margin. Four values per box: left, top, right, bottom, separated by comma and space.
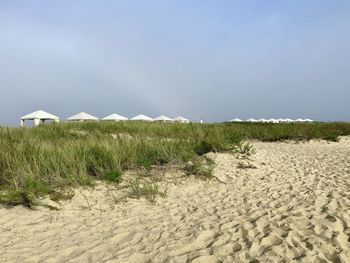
20, 110, 190, 127
20, 110, 316, 127
230, 118, 314, 123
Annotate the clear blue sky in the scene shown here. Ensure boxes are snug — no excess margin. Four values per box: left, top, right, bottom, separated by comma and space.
1, 0, 349, 125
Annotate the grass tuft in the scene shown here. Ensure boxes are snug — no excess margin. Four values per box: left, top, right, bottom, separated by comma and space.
128, 179, 167, 203
233, 142, 257, 156
104, 170, 122, 183
185, 157, 216, 179
194, 140, 215, 155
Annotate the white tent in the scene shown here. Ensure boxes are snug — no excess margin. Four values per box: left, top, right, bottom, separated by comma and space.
173, 116, 190, 123
230, 118, 242, 122
67, 112, 99, 122
246, 118, 258, 122
153, 115, 173, 122
258, 118, 268, 123
21, 110, 59, 127
283, 118, 294, 123
267, 119, 279, 123
130, 114, 153, 122
102, 113, 128, 121
295, 118, 313, 123
278, 118, 294, 123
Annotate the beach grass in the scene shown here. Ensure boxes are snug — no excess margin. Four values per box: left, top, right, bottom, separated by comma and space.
1, 121, 350, 206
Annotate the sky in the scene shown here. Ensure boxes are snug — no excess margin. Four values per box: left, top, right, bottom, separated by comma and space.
0, 0, 349, 125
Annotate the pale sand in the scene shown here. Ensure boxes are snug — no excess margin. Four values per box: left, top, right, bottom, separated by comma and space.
1, 137, 350, 262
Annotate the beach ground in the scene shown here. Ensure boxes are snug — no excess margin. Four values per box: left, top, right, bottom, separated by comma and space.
1, 137, 350, 262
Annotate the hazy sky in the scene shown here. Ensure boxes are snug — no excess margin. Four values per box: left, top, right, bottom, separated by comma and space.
1, 0, 349, 125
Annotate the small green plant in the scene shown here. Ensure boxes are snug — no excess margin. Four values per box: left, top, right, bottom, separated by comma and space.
128, 179, 167, 203
137, 155, 152, 169
226, 132, 244, 145
194, 140, 215, 155
323, 133, 339, 142
49, 189, 75, 202
103, 170, 122, 183
23, 177, 50, 195
233, 142, 257, 156
0, 190, 36, 208
185, 158, 215, 178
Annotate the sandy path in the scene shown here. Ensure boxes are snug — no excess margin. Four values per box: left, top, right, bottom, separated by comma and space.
1, 138, 350, 262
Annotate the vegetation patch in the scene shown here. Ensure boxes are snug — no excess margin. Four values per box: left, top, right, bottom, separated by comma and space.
194, 140, 215, 155
103, 170, 122, 183
127, 179, 167, 203
233, 142, 257, 156
185, 157, 216, 179
0, 121, 349, 206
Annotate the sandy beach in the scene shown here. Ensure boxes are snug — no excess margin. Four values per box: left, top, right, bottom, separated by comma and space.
1, 137, 350, 263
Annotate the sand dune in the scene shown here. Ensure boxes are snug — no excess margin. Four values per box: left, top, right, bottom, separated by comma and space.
1, 137, 350, 262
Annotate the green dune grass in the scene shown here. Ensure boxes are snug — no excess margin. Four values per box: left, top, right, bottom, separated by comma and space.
1, 121, 349, 206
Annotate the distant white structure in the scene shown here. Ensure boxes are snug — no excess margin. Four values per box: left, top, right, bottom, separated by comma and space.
267, 119, 279, 123
283, 118, 294, 123
173, 116, 190, 123
21, 110, 59, 127
131, 114, 153, 122
246, 118, 258, 122
102, 113, 128, 121
258, 118, 268, 123
295, 118, 313, 123
153, 115, 173, 122
67, 112, 99, 122
230, 118, 242, 122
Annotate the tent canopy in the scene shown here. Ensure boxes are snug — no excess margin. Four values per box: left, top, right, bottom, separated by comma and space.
173, 116, 189, 123
246, 118, 258, 122
153, 115, 173, 122
295, 118, 313, 122
21, 110, 59, 127
21, 110, 59, 120
130, 114, 153, 121
67, 112, 98, 121
102, 113, 128, 121
230, 118, 242, 122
